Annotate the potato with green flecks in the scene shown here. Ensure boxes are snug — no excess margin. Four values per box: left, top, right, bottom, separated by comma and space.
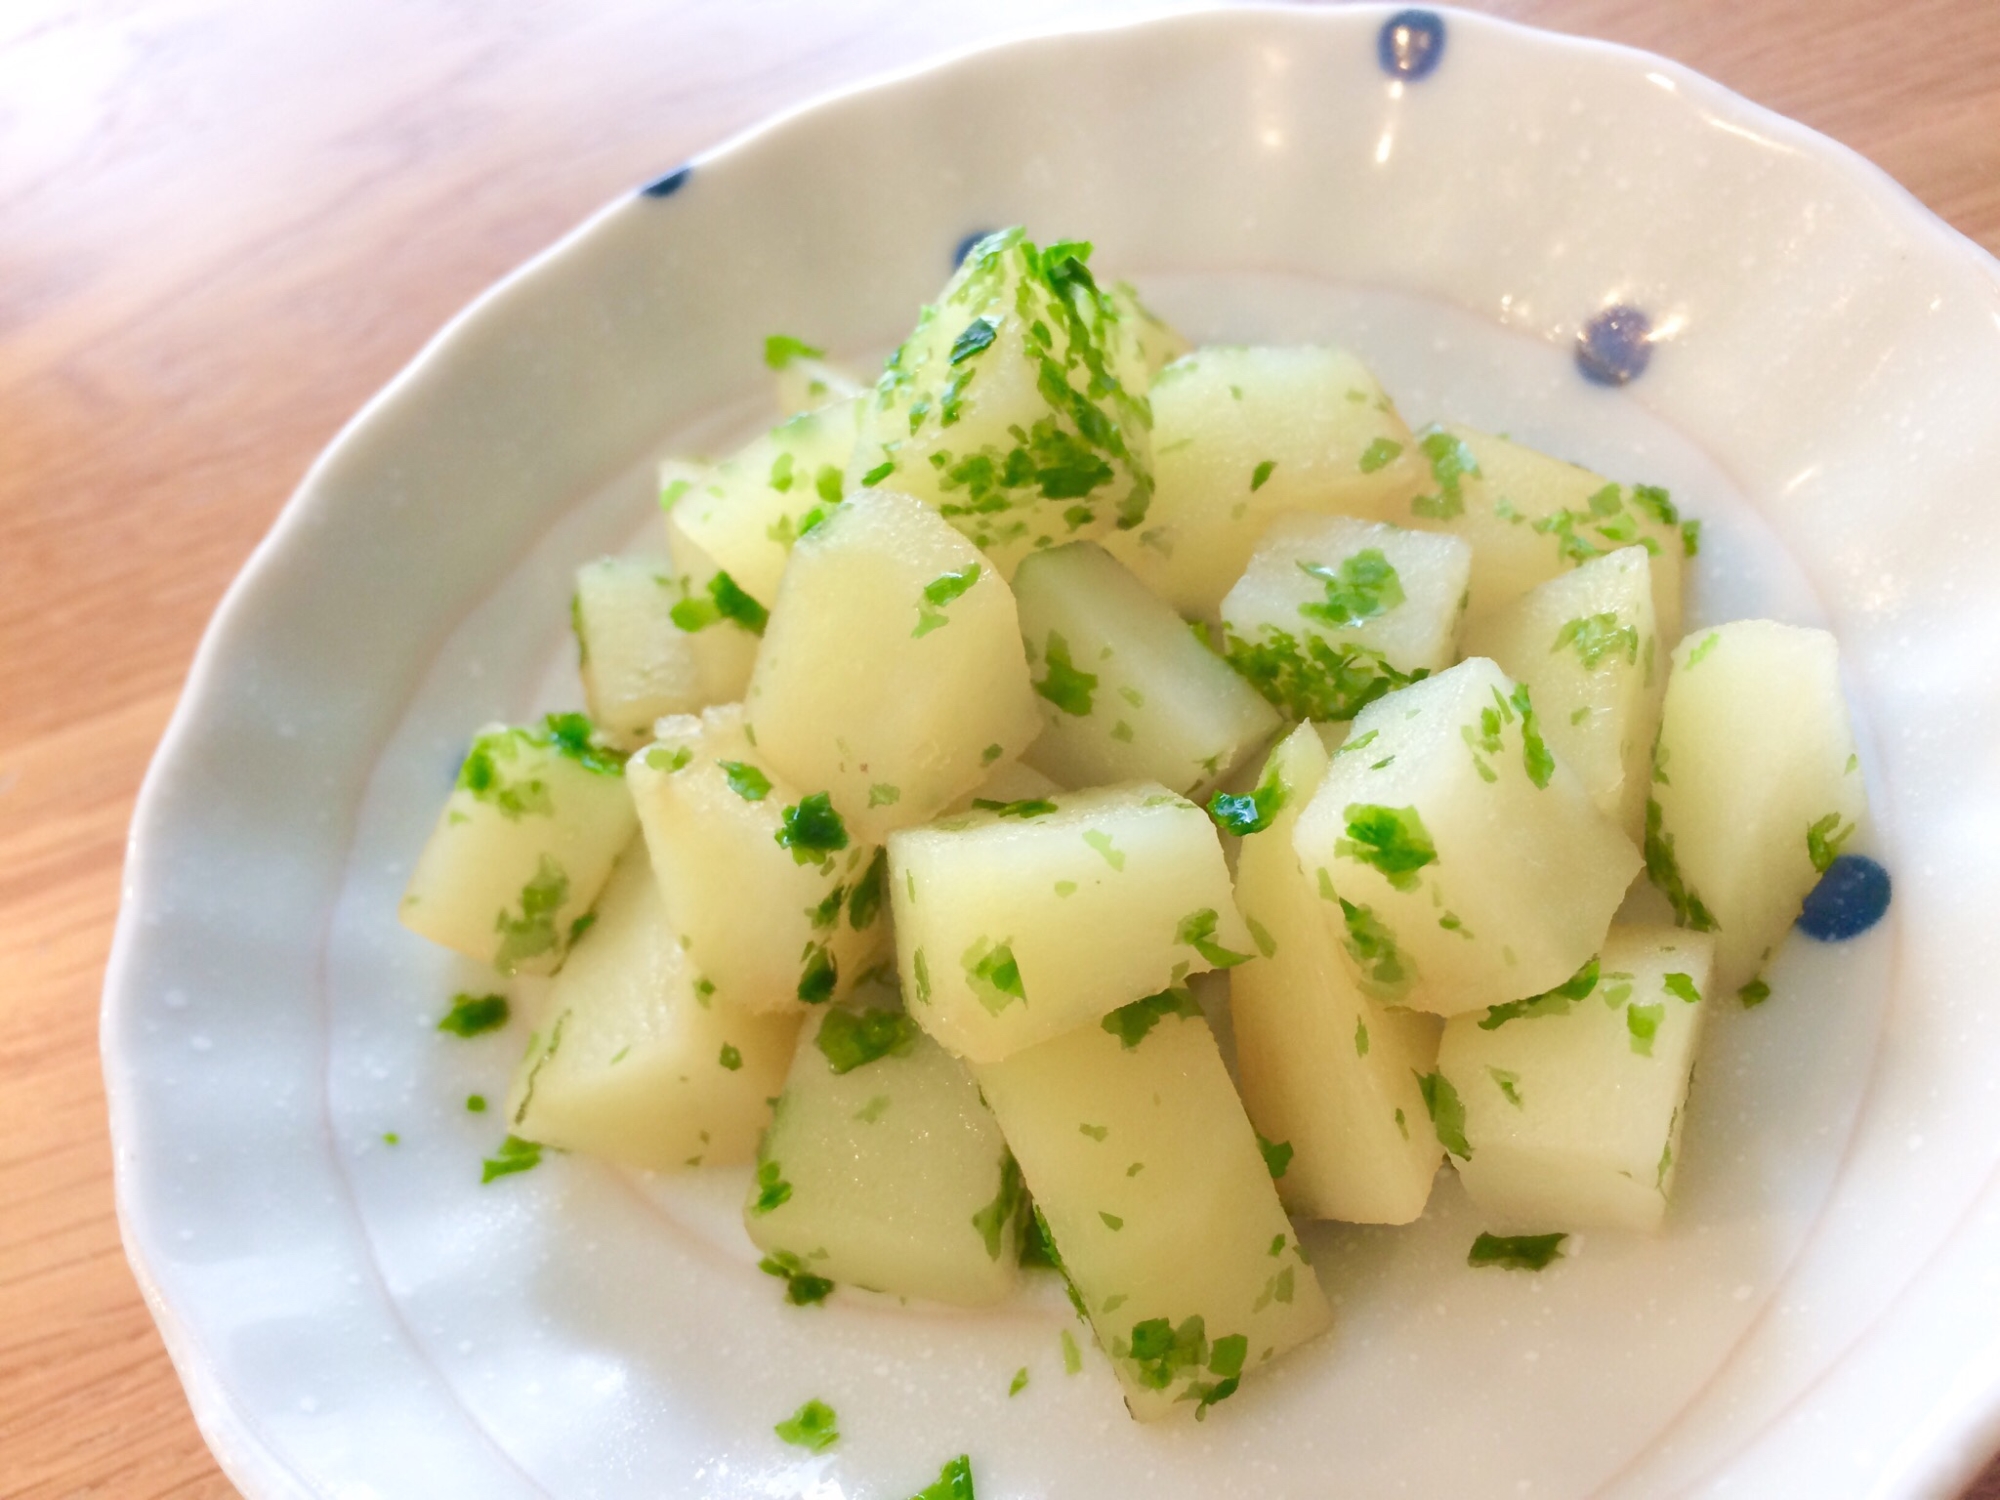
506, 839, 799, 1170
1646, 619, 1865, 996
745, 486, 1043, 842
400, 715, 636, 976
889, 782, 1250, 1064
975, 992, 1331, 1421
627, 704, 888, 1015
1012, 540, 1280, 796
1438, 924, 1714, 1232
1291, 657, 1641, 1017
1101, 346, 1424, 616
845, 228, 1155, 576
1228, 723, 1443, 1224
744, 973, 1023, 1307
571, 554, 756, 749
765, 334, 868, 417
1221, 515, 1471, 723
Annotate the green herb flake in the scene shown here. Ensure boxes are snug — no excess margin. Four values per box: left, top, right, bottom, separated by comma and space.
671, 570, 769, 636
1008, 1367, 1030, 1397
1338, 897, 1412, 999
1081, 828, 1124, 869
1510, 683, 1555, 789
493, 855, 570, 973
480, 1134, 543, 1184
1034, 630, 1098, 716
1416, 1070, 1472, 1159
913, 948, 931, 1003
439, 992, 510, 1037
972, 796, 1059, 819
382, 1132, 399, 1146
1358, 436, 1405, 474
1487, 1067, 1523, 1107
981, 742, 1004, 765
1478, 956, 1600, 1028
846, 847, 887, 930
1411, 427, 1479, 519
1663, 971, 1702, 1005
816, 1005, 921, 1074
775, 792, 849, 863
1681, 518, 1702, 556
1298, 548, 1406, 629
1645, 798, 1718, 931
914, 563, 982, 637
1099, 1211, 1124, 1231
962, 937, 1027, 1015
1336, 802, 1437, 891
750, 1158, 793, 1215
1468, 1231, 1567, 1271
1223, 625, 1426, 722
1177, 907, 1252, 968
1208, 755, 1288, 835
950, 317, 998, 364
1807, 812, 1857, 873
861, 459, 896, 487
717, 1042, 744, 1071
645, 744, 693, 772
1061, 1328, 1083, 1374
1246, 915, 1276, 958
764, 334, 826, 369
758, 1249, 834, 1306
796, 943, 838, 1004
1079, 1123, 1108, 1141
1687, 632, 1722, 668
1250, 459, 1277, 492
971, 1150, 1025, 1260
466, 1093, 487, 1113
774, 1397, 839, 1452
1552, 612, 1639, 669
1102, 986, 1201, 1048
719, 760, 772, 801
868, 782, 901, 807
1739, 975, 1771, 1009
1627, 1001, 1665, 1056
1257, 1133, 1293, 1179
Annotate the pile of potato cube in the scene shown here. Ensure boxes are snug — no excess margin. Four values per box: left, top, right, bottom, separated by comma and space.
399, 229, 1865, 1421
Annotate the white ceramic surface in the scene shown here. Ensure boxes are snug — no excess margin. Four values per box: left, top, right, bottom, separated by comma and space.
103, 6, 2000, 1498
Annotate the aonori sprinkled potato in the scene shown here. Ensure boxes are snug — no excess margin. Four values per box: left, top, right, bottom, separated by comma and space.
391, 222, 1891, 1432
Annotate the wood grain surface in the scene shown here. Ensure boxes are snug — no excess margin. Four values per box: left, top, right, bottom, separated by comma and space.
4, 2, 1998, 1495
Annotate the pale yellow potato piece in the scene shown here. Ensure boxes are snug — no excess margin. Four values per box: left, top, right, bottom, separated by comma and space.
1440, 924, 1714, 1233
846, 228, 1155, 575
976, 999, 1331, 1421
889, 783, 1250, 1064
1230, 724, 1443, 1224
506, 839, 799, 1170
1013, 541, 1280, 795
627, 705, 888, 1014
1105, 280, 1191, 389
1220, 515, 1471, 722
1464, 545, 1661, 840
1647, 619, 1865, 995
744, 978, 1021, 1307
400, 720, 636, 976
1292, 657, 1642, 1017
773, 352, 869, 418
662, 399, 860, 610
571, 555, 753, 750
1101, 346, 1424, 616
1395, 424, 1687, 648
746, 487, 1042, 842
947, 757, 1065, 813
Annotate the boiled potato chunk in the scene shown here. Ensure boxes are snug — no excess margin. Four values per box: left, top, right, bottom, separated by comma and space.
1292, 658, 1642, 1017
1013, 541, 1280, 795
1439, 924, 1714, 1233
627, 704, 888, 1014
1463, 545, 1660, 839
572, 555, 753, 749
1229, 724, 1443, 1224
663, 398, 860, 609
400, 716, 636, 976
976, 997, 1330, 1421
744, 976, 1022, 1306
746, 487, 1042, 841
1396, 424, 1688, 648
889, 783, 1250, 1064
1647, 620, 1865, 995
846, 228, 1154, 575
1105, 280, 1190, 389
1101, 346, 1423, 616
506, 839, 799, 1169
948, 756, 1065, 812
768, 337, 869, 417
1221, 516, 1472, 722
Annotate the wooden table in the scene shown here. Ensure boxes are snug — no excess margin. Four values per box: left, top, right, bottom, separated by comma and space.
5, 2, 1997, 1494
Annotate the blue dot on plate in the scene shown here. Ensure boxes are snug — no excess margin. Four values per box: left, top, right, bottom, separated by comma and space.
1797, 854, 1892, 941
1378, 10, 1446, 81
639, 164, 691, 199
1576, 305, 1654, 385
954, 228, 999, 267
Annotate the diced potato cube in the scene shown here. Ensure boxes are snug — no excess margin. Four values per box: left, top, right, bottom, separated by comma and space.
746, 487, 1042, 841
1395, 425, 1688, 648
1228, 724, 1443, 1224
1463, 545, 1660, 840
400, 716, 636, 975
1438, 924, 1714, 1233
571, 555, 754, 749
1292, 658, 1642, 1016
662, 398, 860, 609
1105, 281, 1190, 389
846, 228, 1154, 575
627, 705, 888, 1014
744, 976, 1022, 1306
975, 996, 1331, 1421
948, 757, 1065, 813
890, 783, 1250, 1064
505, 839, 800, 1169
1221, 516, 1472, 722
1013, 541, 1280, 795
767, 336, 869, 417
1647, 620, 1865, 995
1100, 347, 1423, 616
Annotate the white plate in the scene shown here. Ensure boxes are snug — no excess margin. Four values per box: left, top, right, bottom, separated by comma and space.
104, 7, 2000, 1497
